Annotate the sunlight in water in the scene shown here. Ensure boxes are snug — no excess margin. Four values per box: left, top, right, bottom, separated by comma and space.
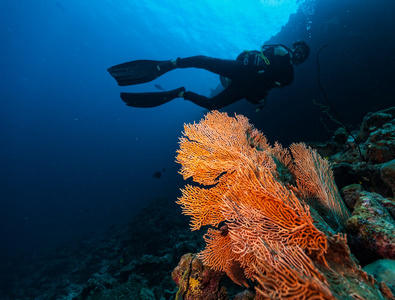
133, 0, 311, 57
260, 0, 299, 7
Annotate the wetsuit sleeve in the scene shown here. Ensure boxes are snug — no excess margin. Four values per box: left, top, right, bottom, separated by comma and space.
271, 46, 294, 87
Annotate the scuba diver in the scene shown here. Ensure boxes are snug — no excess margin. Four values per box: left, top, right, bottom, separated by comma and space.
107, 41, 310, 110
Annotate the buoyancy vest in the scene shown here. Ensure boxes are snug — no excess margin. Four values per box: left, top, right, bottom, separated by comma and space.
221, 45, 294, 107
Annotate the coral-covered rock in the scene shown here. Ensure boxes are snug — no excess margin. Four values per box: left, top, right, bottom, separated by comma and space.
312, 107, 395, 197
358, 108, 395, 142
172, 253, 228, 300
381, 159, 395, 199
352, 107, 395, 165
139, 287, 155, 300
341, 183, 364, 209
233, 289, 255, 300
363, 259, 395, 296
345, 190, 395, 260
365, 125, 395, 164
333, 127, 349, 145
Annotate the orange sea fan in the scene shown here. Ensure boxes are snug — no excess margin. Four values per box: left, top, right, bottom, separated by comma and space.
177, 179, 233, 230
253, 248, 334, 300
221, 167, 327, 257
175, 111, 391, 300
198, 228, 238, 272
289, 143, 350, 231
176, 111, 329, 293
176, 110, 276, 186
198, 228, 249, 287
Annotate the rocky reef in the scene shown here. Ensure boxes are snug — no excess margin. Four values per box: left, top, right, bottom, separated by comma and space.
312, 107, 395, 266
312, 107, 395, 198
171, 109, 395, 299
1, 107, 394, 300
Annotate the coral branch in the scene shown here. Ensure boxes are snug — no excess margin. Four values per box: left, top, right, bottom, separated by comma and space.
175, 111, 392, 300
290, 143, 350, 231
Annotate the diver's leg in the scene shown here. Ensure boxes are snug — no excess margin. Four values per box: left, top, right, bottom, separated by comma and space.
176, 56, 244, 79
121, 87, 186, 108
182, 86, 242, 110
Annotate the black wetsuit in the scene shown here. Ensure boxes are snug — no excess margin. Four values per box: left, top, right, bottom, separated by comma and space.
177, 45, 294, 110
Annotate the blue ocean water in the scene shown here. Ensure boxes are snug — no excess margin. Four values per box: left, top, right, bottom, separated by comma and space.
1, 0, 394, 279
0, 0, 307, 260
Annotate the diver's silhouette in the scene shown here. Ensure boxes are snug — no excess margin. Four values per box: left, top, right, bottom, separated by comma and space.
108, 41, 310, 111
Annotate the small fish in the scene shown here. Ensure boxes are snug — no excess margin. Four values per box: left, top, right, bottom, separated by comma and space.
154, 84, 165, 91
153, 171, 162, 178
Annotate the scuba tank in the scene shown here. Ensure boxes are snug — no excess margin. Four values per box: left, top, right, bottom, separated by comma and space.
220, 46, 273, 88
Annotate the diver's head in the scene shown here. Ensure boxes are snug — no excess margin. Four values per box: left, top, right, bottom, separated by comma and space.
291, 40, 310, 65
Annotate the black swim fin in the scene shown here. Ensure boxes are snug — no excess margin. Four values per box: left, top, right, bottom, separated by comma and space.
107, 60, 176, 86
120, 87, 186, 108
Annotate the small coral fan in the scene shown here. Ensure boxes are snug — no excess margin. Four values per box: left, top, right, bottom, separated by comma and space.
176, 111, 393, 300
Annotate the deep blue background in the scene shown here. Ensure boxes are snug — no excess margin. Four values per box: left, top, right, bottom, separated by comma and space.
1, 0, 394, 262
0, 0, 304, 258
